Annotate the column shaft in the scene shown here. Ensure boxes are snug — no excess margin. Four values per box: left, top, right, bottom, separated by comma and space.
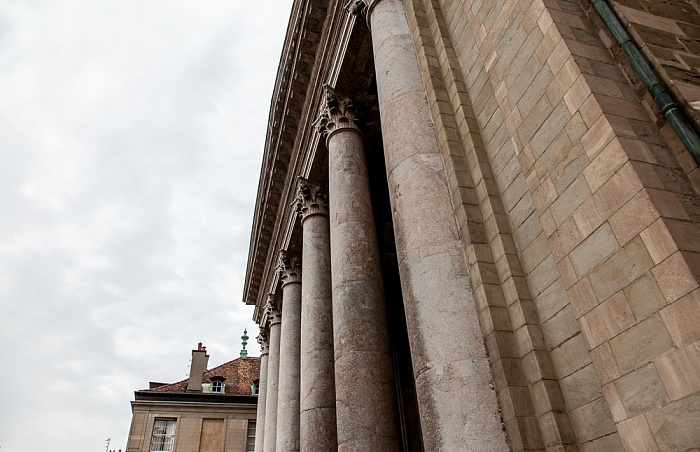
326, 124, 400, 451
367, 0, 509, 449
254, 333, 269, 452
263, 311, 282, 452
276, 253, 302, 452
297, 182, 338, 451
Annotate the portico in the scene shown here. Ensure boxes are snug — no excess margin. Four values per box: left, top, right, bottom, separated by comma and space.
243, 0, 700, 449
244, 1, 507, 450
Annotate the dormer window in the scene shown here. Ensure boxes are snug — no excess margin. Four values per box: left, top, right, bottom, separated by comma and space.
251, 379, 260, 395
208, 376, 226, 393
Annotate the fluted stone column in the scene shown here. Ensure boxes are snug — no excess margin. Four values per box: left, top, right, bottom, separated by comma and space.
315, 86, 400, 452
254, 329, 269, 452
275, 251, 302, 452
349, 1, 510, 450
294, 178, 338, 451
263, 295, 282, 452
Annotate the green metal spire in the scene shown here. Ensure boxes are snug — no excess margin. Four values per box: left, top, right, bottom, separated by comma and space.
240, 328, 249, 358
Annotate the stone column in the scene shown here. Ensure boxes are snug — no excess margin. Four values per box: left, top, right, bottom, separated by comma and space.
254, 329, 269, 452
294, 178, 338, 451
275, 251, 302, 452
350, 1, 510, 450
262, 295, 282, 452
315, 86, 400, 452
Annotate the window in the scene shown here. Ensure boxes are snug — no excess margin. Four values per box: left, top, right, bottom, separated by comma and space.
245, 420, 256, 452
150, 419, 176, 452
251, 379, 259, 395
208, 376, 226, 393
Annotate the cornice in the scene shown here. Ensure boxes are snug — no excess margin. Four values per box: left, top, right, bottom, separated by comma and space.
132, 393, 258, 407
244, 0, 329, 315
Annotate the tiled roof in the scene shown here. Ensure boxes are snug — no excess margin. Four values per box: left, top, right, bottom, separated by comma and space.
148, 357, 260, 396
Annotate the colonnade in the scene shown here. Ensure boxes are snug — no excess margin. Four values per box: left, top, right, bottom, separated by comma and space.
253, 0, 509, 450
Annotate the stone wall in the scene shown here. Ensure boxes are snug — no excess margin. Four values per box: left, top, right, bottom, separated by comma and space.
403, 0, 700, 450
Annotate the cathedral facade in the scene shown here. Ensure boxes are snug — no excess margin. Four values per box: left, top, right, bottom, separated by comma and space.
243, 0, 700, 450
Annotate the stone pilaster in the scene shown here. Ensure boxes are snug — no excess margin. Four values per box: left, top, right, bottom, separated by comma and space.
360, 1, 510, 449
262, 295, 282, 452
294, 178, 338, 451
316, 86, 401, 452
275, 250, 302, 452
254, 329, 269, 452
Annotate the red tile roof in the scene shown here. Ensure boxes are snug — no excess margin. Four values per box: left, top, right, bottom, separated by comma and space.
148, 357, 260, 396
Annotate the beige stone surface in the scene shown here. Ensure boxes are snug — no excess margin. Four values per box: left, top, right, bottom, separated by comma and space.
296, 180, 337, 452
652, 251, 699, 303
660, 289, 700, 348
263, 299, 281, 452
254, 338, 268, 452
646, 394, 700, 451
655, 341, 700, 401
580, 291, 635, 349
369, 0, 508, 449
275, 255, 302, 452
615, 363, 670, 417
326, 109, 400, 451
617, 414, 659, 452
622, 273, 665, 321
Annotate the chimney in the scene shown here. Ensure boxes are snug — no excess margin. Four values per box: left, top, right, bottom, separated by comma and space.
186, 342, 209, 392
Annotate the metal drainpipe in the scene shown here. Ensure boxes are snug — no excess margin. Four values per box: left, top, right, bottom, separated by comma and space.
589, 0, 700, 166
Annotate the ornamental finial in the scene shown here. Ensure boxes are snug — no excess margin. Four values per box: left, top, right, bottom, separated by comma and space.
240, 329, 249, 358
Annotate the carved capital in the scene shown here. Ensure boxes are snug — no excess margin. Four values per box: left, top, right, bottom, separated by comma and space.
257, 328, 270, 355
313, 84, 361, 141
345, 0, 368, 16
277, 250, 302, 286
262, 294, 281, 328
295, 177, 328, 221
345, 0, 378, 27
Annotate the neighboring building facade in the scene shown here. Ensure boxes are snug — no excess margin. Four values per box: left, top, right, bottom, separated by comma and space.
127, 344, 260, 452
244, 0, 700, 451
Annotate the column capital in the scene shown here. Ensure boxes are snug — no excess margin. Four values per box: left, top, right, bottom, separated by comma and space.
345, 0, 379, 26
257, 328, 270, 355
313, 84, 361, 142
295, 177, 328, 221
277, 250, 302, 287
262, 294, 282, 328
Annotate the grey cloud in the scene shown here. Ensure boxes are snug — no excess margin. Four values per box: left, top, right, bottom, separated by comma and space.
0, 0, 288, 449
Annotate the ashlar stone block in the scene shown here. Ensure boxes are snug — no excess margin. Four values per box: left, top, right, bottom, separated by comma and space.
659, 289, 700, 347
588, 237, 653, 301
655, 341, 700, 401
646, 393, 700, 451
609, 314, 674, 375
615, 363, 670, 417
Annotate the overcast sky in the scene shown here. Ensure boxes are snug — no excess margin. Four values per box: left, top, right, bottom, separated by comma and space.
0, 1, 292, 450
